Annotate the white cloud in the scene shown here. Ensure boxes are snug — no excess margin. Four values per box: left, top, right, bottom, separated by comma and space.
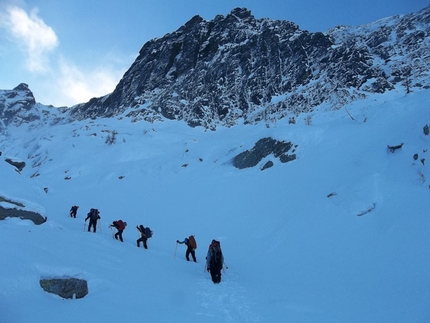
56, 57, 124, 106
0, 4, 130, 106
1, 5, 58, 73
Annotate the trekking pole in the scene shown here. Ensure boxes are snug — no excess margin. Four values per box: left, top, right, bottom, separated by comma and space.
174, 242, 178, 258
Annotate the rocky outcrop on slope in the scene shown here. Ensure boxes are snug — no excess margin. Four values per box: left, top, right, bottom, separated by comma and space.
40, 278, 88, 299
0, 206, 47, 225
0, 195, 47, 225
232, 137, 297, 169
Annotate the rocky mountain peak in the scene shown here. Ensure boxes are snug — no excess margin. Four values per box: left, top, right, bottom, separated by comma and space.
68, 5, 430, 129
13, 83, 32, 92
0, 83, 37, 127
227, 7, 254, 21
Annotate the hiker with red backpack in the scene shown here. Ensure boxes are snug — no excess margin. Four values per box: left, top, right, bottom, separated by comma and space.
176, 235, 197, 262
109, 220, 127, 242
206, 240, 224, 284
85, 208, 100, 232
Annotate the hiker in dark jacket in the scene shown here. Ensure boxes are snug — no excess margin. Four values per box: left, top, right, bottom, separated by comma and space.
206, 240, 224, 284
136, 225, 148, 249
176, 235, 197, 262
70, 205, 79, 218
110, 220, 126, 242
85, 208, 100, 232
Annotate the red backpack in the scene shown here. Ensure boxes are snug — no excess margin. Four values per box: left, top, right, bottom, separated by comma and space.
116, 220, 125, 231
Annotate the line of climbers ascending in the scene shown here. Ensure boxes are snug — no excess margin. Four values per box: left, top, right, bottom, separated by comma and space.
70, 205, 226, 284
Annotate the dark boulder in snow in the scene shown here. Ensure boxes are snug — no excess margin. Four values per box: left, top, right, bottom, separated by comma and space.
40, 278, 88, 299
233, 137, 296, 169
0, 206, 47, 225
0, 195, 47, 225
4, 158, 26, 172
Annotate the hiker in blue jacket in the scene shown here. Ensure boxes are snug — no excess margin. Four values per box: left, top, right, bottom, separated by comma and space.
176, 235, 197, 262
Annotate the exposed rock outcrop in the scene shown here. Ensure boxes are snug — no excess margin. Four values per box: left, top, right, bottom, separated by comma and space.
0, 206, 47, 225
40, 278, 88, 299
232, 137, 296, 169
5, 158, 26, 172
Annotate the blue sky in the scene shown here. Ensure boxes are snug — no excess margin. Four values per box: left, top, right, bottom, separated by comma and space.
0, 0, 428, 107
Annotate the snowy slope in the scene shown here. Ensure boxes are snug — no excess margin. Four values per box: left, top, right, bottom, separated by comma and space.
1, 88, 430, 322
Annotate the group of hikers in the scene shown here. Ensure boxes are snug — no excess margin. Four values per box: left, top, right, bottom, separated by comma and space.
69, 205, 226, 284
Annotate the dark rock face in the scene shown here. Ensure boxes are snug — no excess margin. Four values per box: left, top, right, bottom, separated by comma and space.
0, 194, 46, 225
0, 206, 47, 225
5, 158, 26, 172
69, 6, 430, 129
261, 160, 274, 171
232, 137, 296, 169
40, 278, 88, 299
0, 83, 36, 126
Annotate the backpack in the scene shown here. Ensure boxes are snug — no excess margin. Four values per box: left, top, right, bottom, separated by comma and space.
116, 220, 125, 231
145, 227, 153, 238
188, 235, 197, 249
90, 209, 99, 220
209, 240, 223, 270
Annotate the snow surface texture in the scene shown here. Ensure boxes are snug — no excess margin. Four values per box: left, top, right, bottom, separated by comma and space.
1, 88, 430, 322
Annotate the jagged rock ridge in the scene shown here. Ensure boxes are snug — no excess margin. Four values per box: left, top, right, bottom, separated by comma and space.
69, 6, 430, 129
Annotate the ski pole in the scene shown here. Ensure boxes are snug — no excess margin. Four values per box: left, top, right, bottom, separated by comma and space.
83, 221, 86, 232
224, 262, 229, 269
174, 242, 178, 258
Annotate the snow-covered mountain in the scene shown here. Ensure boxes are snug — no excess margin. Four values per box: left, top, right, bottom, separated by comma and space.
1, 6, 430, 323
71, 5, 430, 129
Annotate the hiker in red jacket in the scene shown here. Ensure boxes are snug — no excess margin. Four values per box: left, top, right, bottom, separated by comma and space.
110, 220, 127, 242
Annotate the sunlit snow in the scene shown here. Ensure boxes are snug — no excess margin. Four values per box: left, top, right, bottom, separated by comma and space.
1, 88, 429, 322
